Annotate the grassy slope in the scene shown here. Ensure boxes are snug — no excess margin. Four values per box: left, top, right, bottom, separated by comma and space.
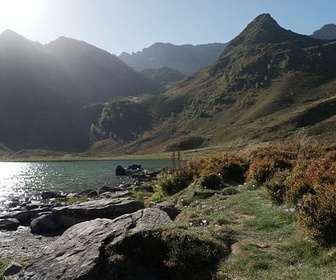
172, 185, 336, 279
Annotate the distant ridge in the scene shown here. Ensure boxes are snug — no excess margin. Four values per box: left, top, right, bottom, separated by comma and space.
119, 42, 227, 75
311, 24, 336, 40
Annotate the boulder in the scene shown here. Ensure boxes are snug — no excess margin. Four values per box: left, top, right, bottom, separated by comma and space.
4, 261, 23, 276
98, 185, 124, 194
41, 191, 64, 199
30, 213, 62, 234
18, 208, 172, 280
12, 208, 52, 225
0, 218, 20, 231
149, 201, 180, 220
53, 197, 144, 228
115, 165, 126, 176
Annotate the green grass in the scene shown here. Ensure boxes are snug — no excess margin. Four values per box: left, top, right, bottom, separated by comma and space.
0, 259, 9, 280
172, 185, 336, 279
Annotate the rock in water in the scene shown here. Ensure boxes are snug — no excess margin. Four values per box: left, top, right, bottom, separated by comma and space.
18, 208, 172, 280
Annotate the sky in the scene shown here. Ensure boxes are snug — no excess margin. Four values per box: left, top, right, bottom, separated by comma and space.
0, 0, 335, 56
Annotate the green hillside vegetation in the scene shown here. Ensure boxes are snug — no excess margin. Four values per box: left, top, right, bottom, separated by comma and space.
126, 141, 336, 279
90, 14, 336, 155
1, 14, 336, 156
141, 67, 186, 88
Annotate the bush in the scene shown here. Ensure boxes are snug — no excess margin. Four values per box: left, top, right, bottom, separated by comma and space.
299, 184, 336, 245
157, 168, 194, 196
201, 173, 223, 190
246, 156, 290, 186
187, 152, 248, 184
264, 170, 289, 204
107, 227, 228, 280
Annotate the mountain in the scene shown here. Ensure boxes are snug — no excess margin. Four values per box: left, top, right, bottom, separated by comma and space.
0, 30, 89, 151
90, 14, 336, 154
0, 31, 163, 151
119, 42, 227, 75
311, 24, 336, 40
44, 37, 163, 103
140, 67, 186, 88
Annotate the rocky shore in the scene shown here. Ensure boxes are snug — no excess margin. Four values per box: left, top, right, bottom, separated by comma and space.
0, 173, 182, 279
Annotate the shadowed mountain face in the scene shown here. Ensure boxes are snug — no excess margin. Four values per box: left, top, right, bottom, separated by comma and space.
0, 30, 89, 151
91, 14, 336, 154
0, 31, 163, 151
44, 37, 163, 103
119, 42, 227, 75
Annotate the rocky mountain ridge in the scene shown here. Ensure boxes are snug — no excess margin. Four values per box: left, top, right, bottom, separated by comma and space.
311, 24, 336, 40
1, 15, 336, 154
89, 14, 336, 154
119, 42, 227, 75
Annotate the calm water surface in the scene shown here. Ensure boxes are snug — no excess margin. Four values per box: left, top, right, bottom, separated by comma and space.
0, 160, 170, 202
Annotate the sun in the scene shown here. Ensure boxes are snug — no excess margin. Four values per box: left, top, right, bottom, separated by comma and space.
0, 0, 42, 29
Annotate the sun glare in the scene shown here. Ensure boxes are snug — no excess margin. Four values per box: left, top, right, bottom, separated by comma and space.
0, 0, 43, 29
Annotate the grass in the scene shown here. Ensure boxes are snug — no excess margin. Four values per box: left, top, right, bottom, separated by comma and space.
0, 259, 9, 280
171, 184, 336, 279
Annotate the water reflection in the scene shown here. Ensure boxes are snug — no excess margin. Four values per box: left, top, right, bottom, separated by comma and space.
0, 160, 170, 201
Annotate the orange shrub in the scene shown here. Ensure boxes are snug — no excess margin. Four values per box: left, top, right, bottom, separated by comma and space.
299, 184, 336, 245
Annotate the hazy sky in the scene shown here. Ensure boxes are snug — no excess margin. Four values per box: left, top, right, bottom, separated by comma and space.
0, 0, 335, 55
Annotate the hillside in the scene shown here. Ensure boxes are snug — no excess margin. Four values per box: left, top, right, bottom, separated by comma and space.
119, 42, 227, 75
311, 24, 336, 40
0, 30, 89, 151
0, 31, 163, 152
141, 67, 186, 88
90, 14, 336, 155
45, 37, 163, 103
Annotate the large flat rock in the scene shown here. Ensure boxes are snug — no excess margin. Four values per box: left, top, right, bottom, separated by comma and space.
53, 197, 144, 228
19, 208, 172, 280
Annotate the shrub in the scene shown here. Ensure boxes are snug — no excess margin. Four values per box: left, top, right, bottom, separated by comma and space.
187, 152, 248, 184
264, 170, 289, 204
107, 227, 228, 280
299, 184, 336, 245
201, 173, 223, 190
284, 160, 313, 204
157, 168, 194, 196
245, 156, 290, 186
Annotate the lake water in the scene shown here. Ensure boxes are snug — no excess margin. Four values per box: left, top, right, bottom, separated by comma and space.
0, 159, 171, 202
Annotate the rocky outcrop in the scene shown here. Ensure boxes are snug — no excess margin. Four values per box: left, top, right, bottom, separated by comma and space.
19, 208, 173, 280
311, 24, 336, 40
149, 201, 180, 220
0, 218, 20, 230
53, 196, 144, 228
4, 262, 23, 277
30, 213, 62, 234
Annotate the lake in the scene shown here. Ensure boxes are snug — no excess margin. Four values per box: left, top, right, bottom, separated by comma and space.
0, 159, 171, 203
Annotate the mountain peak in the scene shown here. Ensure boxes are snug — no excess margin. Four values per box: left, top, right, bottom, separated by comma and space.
311, 24, 336, 40
0, 29, 25, 41
224, 13, 313, 51
249, 13, 279, 29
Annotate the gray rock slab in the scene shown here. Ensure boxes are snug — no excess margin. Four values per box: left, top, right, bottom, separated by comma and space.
53, 197, 144, 228
19, 208, 172, 280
